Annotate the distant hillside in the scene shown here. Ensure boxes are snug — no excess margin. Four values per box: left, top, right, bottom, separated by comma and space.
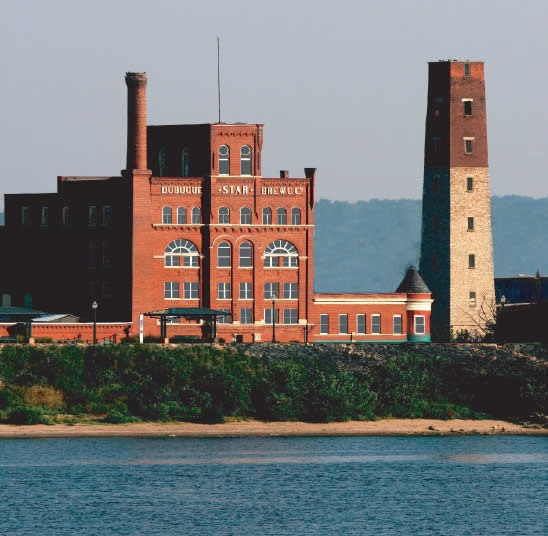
1, 196, 547, 292
315, 196, 548, 292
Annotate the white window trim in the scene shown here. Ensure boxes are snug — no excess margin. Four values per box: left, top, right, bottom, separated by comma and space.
371, 314, 381, 335
392, 314, 403, 335
319, 314, 329, 335
414, 315, 426, 335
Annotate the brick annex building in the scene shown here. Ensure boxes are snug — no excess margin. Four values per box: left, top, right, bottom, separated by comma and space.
0, 72, 432, 343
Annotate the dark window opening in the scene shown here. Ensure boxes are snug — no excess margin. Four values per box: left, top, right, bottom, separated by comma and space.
464, 100, 472, 116
468, 254, 476, 269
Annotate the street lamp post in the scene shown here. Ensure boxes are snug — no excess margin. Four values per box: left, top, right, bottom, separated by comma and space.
92, 301, 98, 344
271, 293, 277, 343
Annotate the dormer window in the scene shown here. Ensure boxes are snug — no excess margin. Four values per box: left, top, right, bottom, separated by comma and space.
219, 145, 230, 175
240, 145, 251, 175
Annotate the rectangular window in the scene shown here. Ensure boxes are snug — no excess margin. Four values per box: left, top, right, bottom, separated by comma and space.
218, 309, 231, 324
21, 206, 30, 225
393, 315, 402, 335
356, 314, 366, 334
164, 282, 180, 299
283, 282, 298, 299
414, 315, 426, 335
283, 308, 298, 324
240, 282, 253, 300
62, 206, 70, 226
88, 205, 97, 226
240, 308, 253, 324
464, 63, 471, 77
218, 282, 231, 300
432, 136, 441, 153
40, 207, 48, 227
102, 240, 112, 268
264, 308, 278, 324
102, 205, 112, 226
468, 254, 476, 269
282, 256, 298, 268
464, 138, 474, 154
467, 217, 475, 231
184, 281, 199, 299
339, 314, 348, 334
277, 209, 287, 225
469, 291, 477, 307
467, 177, 474, 191
372, 314, 381, 335
264, 282, 279, 299
463, 99, 473, 116
320, 314, 329, 335
262, 208, 272, 225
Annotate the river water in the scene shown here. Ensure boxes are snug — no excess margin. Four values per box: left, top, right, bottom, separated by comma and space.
0, 435, 545, 535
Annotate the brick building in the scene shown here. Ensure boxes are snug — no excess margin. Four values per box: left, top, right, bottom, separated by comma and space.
420, 60, 495, 341
0, 72, 432, 343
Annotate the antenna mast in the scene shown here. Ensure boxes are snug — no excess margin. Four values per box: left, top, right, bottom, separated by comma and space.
217, 36, 221, 123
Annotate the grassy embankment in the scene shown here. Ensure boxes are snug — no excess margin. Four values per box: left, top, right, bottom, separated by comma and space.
0, 343, 545, 425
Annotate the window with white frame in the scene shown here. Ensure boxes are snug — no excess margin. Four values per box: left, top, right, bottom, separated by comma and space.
291, 208, 301, 225
218, 241, 231, 267
162, 206, 172, 224
239, 241, 252, 267
414, 315, 425, 335
372, 314, 381, 334
218, 309, 231, 324
464, 137, 474, 154
184, 281, 199, 299
320, 314, 329, 335
240, 207, 252, 225
240, 282, 253, 300
218, 282, 231, 300
264, 307, 278, 324
164, 282, 180, 299
463, 98, 473, 116
240, 308, 253, 324
181, 148, 190, 177
88, 205, 97, 226
393, 315, 402, 335
219, 145, 230, 175
177, 207, 187, 224
469, 291, 477, 307
240, 145, 251, 175
283, 282, 298, 299
356, 314, 366, 334
464, 63, 471, 77
219, 206, 230, 224
40, 207, 48, 227
283, 308, 298, 324
164, 239, 199, 267
264, 240, 298, 268
264, 282, 279, 299
262, 207, 272, 225
191, 207, 201, 224
339, 314, 348, 334
277, 208, 287, 225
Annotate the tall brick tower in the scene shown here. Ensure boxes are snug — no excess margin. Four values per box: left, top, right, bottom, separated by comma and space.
419, 60, 495, 340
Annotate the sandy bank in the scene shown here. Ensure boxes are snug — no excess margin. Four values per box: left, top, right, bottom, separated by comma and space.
0, 419, 545, 439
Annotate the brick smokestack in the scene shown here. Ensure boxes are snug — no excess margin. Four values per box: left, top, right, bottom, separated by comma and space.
125, 72, 148, 171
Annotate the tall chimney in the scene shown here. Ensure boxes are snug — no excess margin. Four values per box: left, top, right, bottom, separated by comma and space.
125, 72, 148, 171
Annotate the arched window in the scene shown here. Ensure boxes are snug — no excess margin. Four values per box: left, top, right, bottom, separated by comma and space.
191, 207, 201, 224
277, 208, 287, 225
291, 208, 301, 225
158, 146, 167, 176
177, 207, 187, 224
219, 206, 230, 224
219, 145, 230, 175
162, 206, 172, 224
164, 239, 199, 267
264, 240, 298, 268
218, 241, 231, 267
240, 207, 252, 225
262, 207, 272, 225
240, 145, 251, 175
181, 148, 190, 177
239, 241, 252, 267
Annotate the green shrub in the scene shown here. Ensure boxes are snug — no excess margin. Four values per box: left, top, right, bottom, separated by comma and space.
6, 405, 53, 425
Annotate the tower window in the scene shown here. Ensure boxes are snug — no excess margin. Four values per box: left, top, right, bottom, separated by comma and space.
291, 208, 301, 225
414, 315, 426, 335
467, 177, 474, 191
219, 206, 230, 224
162, 206, 172, 224
469, 291, 477, 307
464, 63, 471, 77
467, 217, 475, 231
463, 99, 473, 116
219, 145, 230, 175
240, 207, 252, 225
464, 138, 474, 154
240, 145, 252, 175
262, 207, 272, 225
277, 208, 287, 225
191, 207, 201, 224
158, 147, 167, 176
468, 254, 476, 269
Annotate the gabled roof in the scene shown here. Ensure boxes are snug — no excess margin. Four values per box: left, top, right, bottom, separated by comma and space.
395, 266, 431, 293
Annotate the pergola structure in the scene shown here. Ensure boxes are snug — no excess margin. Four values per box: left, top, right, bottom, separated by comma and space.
143, 307, 231, 341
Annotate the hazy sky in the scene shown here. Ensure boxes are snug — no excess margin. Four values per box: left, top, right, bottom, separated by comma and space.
1, 0, 547, 210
